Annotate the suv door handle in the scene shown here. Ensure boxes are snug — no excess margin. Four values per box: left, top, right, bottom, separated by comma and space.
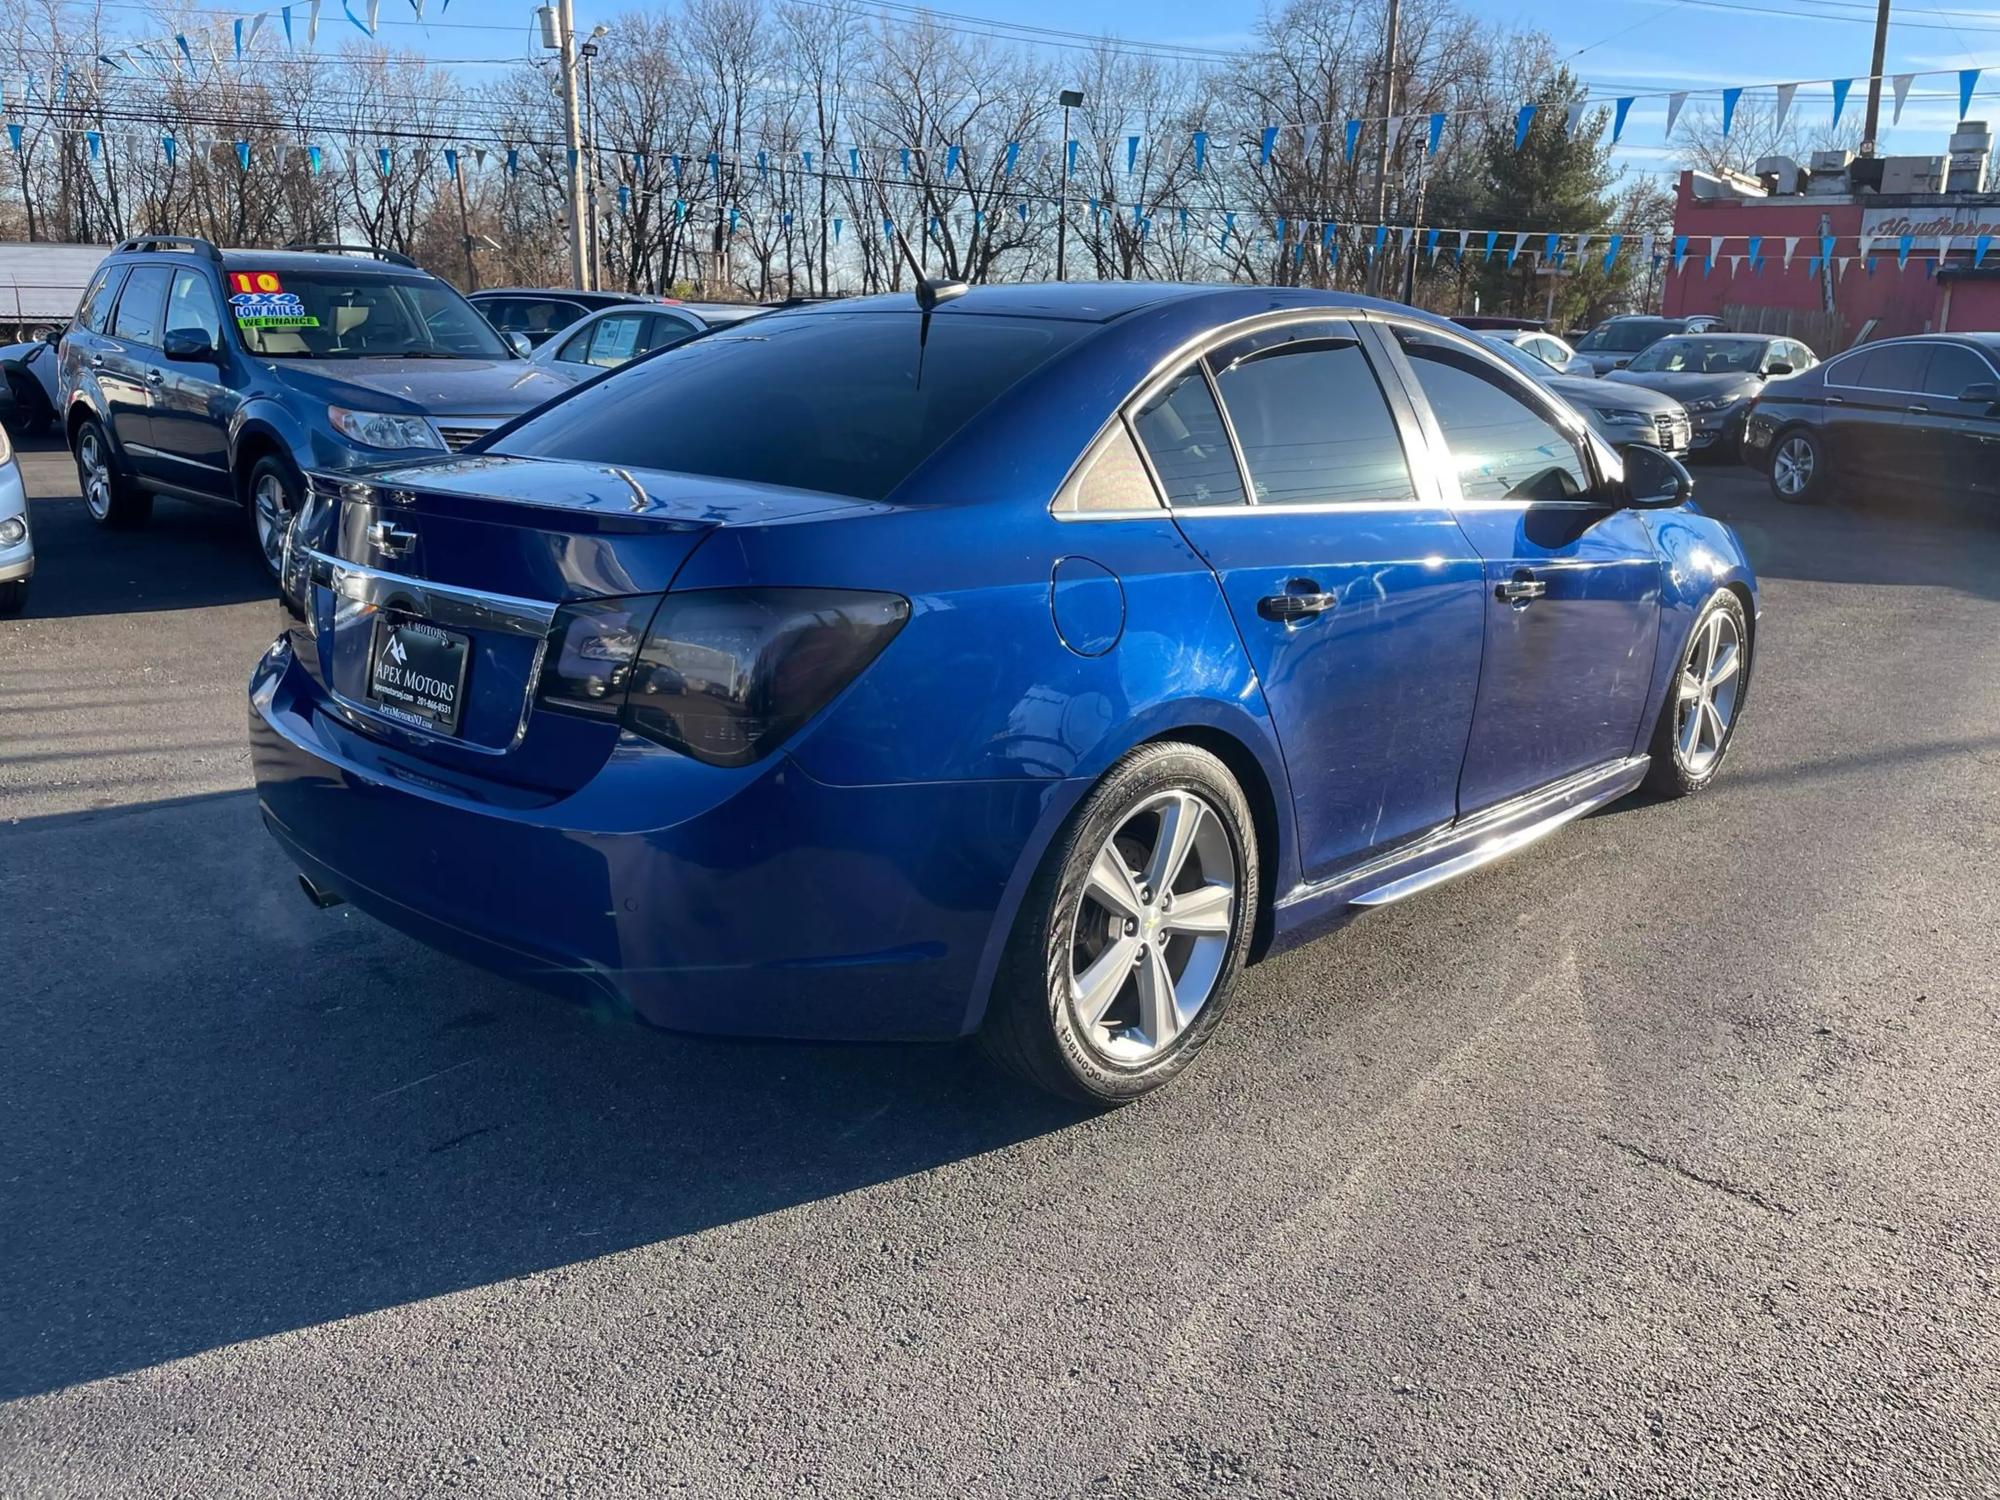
1257, 587, 1338, 622
145, 368, 163, 385
1906, 403, 1930, 415
89, 355, 104, 369
1495, 571, 1548, 605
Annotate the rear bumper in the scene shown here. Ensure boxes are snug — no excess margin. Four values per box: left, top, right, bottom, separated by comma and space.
250, 637, 1071, 1042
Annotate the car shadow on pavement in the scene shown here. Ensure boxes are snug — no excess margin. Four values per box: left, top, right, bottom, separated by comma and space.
0, 789, 1089, 1400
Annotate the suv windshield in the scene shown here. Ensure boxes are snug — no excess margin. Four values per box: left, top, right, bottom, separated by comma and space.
225, 269, 509, 360
488, 311, 1089, 500
1626, 337, 1765, 374
1578, 319, 1678, 353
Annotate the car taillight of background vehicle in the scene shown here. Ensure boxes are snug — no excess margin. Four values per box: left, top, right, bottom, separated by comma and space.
539, 587, 909, 766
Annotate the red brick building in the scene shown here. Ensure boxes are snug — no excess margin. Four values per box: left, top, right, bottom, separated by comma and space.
1662, 128, 2000, 350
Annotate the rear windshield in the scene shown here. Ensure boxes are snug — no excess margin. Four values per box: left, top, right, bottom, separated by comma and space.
1578, 319, 1678, 352
224, 269, 509, 359
487, 311, 1090, 500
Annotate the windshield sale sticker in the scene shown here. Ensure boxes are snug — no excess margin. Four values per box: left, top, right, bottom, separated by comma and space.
229, 290, 319, 330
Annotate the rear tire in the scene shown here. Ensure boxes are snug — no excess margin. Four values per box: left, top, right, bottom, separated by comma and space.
980, 741, 1258, 1106
1768, 426, 1829, 504
75, 417, 151, 529
1643, 590, 1751, 798
0, 579, 24, 615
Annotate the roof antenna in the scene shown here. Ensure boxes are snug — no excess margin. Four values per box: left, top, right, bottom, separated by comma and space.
867, 174, 967, 384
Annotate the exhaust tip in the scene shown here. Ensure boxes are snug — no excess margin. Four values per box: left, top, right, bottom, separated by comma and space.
298, 872, 346, 910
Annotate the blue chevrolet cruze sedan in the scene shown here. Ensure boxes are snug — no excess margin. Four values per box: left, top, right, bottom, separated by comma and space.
249, 282, 1757, 1104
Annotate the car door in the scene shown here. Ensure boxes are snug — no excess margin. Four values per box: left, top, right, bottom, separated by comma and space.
99, 262, 174, 477
1823, 342, 1930, 483
1909, 342, 2000, 497
1129, 317, 1488, 881
148, 268, 234, 497
1379, 323, 1662, 814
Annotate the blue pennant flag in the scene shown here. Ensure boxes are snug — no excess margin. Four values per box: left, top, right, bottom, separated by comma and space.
1977, 234, 1992, 267
6, 123, 21, 154
1322, 221, 1337, 255
1867, 256, 1877, 275
801, 150, 813, 172
1721, 87, 1743, 136
1897, 233, 1912, 268
1612, 98, 1634, 145
1514, 104, 1536, 151
882, 216, 894, 241
757, 149, 768, 180
378, 147, 392, 176
1424, 227, 1438, 259
848, 147, 859, 176
1506, 233, 1523, 267
729, 206, 739, 234
1192, 130, 1207, 175
1831, 77, 1852, 126
1066, 138, 1078, 177
673, 198, 686, 221
1427, 112, 1444, 156
282, 5, 294, 45
1127, 135, 1139, 173
1746, 235, 1762, 270
1544, 231, 1560, 263
235, 140, 251, 168
342, 0, 374, 36
1603, 232, 1623, 271
85, 130, 100, 159
234, 18, 245, 58
708, 151, 720, 183
1484, 230, 1499, 259
176, 33, 193, 67
1259, 125, 1278, 164
507, 147, 519, 175
618, 185, 630, 213
1020, 202, 1030, 223
307, 144, 322, 174
899, 147, 910, 177
832, 217, 842, 242
1180, 205, 1189, 234
1807, 255, 1820, 277
1344, 119, 1362, 162
945, 143, 960, 176
1674, 233, 1689, 269
670, 153, 683, 181
1821, 233, 1835, 262
1373, 224, 1388, 258
1293, 242, 1303, 265
1004, 141, 1019, 176
1275, 215, 1286, 242
1220, 211, 1235, 251
162, 134, 177, 165
633, 151, 646, 179
1962, 69, 1982, 118
443, 147, 457, 179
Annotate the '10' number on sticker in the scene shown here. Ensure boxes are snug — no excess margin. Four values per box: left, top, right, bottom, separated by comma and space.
228, 271, 283, 295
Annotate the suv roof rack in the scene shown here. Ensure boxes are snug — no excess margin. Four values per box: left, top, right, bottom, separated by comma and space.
281, 242, 419, 269
113, 235, 223, 261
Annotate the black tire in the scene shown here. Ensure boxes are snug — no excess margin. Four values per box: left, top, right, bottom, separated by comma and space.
1768, 425, 1830, 505
74, 416, 151, 528
245, 453, 302, 580
1643, 589, 1752, 798
5, 371, 52, 438
0, 578, 24, 615
980, 741, 1259, 1106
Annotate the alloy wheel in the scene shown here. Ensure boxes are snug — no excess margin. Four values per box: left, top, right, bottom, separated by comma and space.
78, 429, 112, 520
1067, 789, 1237, 1066
253, 472, 290, 571
1772, 434, 1815, 497
1673, 609, 1745, 776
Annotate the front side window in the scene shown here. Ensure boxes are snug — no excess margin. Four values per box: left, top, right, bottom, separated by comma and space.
1130, 367, 1246, 507
1922, 345, 1990, 399
165, 270, 222, 346
111, 265, 172, 346
1206, 325, 1416, 506
78, 267, 123, 333
224, 270, 509, 359
490, 311, 1088, 502
1395, 328, 1590, 503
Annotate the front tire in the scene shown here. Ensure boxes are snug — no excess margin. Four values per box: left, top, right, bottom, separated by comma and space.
74, 417, 151, 529
1643, 590, 1751, 798
1769, 426, 1829, 504
246, 455, 302, 580
980, 741, 1258, 1105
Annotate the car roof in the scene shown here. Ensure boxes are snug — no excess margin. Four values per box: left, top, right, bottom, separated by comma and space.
779, 280, 1427, 326
471, 287, 653, 301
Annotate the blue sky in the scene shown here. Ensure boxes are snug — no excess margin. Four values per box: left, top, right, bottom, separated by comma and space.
130, 0, 2000, 184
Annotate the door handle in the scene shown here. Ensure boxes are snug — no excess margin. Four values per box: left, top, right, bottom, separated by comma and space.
1495, 572, 1548, 605
1257, 587, 1338, 622
1906, 403, 1930, 415
146, 368, 163, 385
1824, 395, 1844, 406
89, 355, 104, 369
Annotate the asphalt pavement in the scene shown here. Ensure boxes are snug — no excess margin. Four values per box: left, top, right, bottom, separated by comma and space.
3, 440, 1998, 1498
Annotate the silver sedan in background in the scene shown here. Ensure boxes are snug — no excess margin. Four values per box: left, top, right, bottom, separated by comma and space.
528, 300, 767, 384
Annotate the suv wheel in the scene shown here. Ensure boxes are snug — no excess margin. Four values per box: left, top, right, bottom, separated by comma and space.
75, 418, 151, 528
246, 455, 301, 579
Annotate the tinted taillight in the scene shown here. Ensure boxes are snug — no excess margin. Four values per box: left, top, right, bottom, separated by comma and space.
624, 588, 908, 767
539, 594, 662, 720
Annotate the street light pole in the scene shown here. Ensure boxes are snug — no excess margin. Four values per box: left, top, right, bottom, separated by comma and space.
1056, 89, 1083, 282
581, 35, 603, 292
543, 1, 590, 291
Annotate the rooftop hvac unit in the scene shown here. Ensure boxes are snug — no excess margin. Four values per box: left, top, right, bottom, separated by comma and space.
1754, 155, 1806, 195
1879, 155, 1947, 194
1809, 149, 1855, 173
1948, 120, 1991, 194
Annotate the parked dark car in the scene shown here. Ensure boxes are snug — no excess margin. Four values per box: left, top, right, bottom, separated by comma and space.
467, 287, 664, 348
1604, 334, 1816, 458
59, 238, 572, 575
252, 282, 1758, 1105
1743, 333, 2000, 504
1573, 314, 1729, 375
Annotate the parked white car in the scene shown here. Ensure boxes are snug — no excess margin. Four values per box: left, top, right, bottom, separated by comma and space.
528, 301, 767, 383
0, 424, 32, 613
1489, 327, 1593, 376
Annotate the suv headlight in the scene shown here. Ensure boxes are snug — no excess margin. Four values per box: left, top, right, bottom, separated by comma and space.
327, 406, 444, 450
1593, 407, 1651, 424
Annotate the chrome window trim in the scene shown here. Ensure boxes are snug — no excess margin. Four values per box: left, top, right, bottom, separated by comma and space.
1824, 337, 2000, 395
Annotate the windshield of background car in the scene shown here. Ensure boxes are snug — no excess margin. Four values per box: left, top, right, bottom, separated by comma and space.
1626, 337, 1764, 374
1481, 335, 1557, 382
1578, 319, 1676, 352
487, 311, 1090, 501
224, 269, 509, 360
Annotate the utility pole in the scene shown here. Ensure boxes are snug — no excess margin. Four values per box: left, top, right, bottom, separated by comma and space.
1056, 89, 1083, 281
543, 1, 590, 290
1860, 0, 1891, 155
1365, 0, 1400, 296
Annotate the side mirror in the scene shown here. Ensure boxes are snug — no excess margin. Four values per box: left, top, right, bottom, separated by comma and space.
1612, 358, 1631, 369
162, 327, 220, 363
1959, 380, 2000, 409
1619, 443, 1694, 509
41, 326, 63, 347
504, 331, 533, 358
1764, 361, 1793, 377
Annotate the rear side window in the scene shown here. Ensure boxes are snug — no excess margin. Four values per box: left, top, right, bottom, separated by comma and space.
489, 312, 1089, 501
1054, 424, 1161, 513
1923, 344, 1991, 399
1854, 343, 1931, 393
1395, 328, 1589, 503
111, 265, 172, 346
78, 267, 123, 333
1207, 324, 1415, 506
1131, 368, 1247, 507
